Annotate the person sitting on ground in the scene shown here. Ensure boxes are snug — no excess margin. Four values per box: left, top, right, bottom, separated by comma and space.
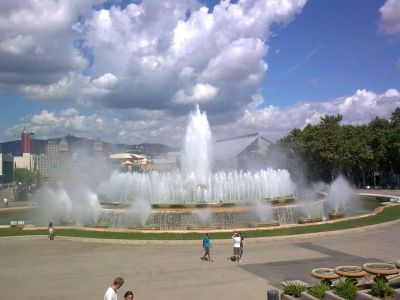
123, 290, 134, 300
104, 277, 124, 300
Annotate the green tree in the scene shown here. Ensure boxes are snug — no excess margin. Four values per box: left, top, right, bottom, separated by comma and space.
14, 168, 36, 184
311, 115, 343, 180
387, 107, 400, 181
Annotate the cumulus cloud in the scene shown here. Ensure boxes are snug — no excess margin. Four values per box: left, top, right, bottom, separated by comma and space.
0, 0, 96, 89
0, 0, 306, 114
4, 108, 107, 141
212, 88, 400, 142
379, 0, 400, 35
92, 73, 118, 89
4, 88, 400, 146
173, 83, 219, 104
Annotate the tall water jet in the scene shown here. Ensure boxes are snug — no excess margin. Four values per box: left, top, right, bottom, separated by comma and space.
32, 182, 101, 226
181, 104, 212, 186
325, 175, 357, 213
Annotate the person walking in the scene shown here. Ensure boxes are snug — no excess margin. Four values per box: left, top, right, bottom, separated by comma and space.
3, 197, 8, 207
239, 232, 244, 261
104, 277, 125, 300
123, 290, 134, 300
232, 232, 241, 262
48, 222, 55, 240
201, 233, 212, 262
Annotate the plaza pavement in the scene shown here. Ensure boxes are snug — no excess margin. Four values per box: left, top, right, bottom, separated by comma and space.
0, 218, 399, 300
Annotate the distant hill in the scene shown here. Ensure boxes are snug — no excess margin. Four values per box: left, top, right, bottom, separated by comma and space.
0, 135, 173, 157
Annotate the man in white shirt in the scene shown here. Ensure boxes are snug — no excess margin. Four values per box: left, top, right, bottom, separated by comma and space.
104, 277, 124, 300
3, 198, 8, 207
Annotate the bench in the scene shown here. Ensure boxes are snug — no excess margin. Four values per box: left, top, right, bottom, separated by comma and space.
10, 220, 24, 228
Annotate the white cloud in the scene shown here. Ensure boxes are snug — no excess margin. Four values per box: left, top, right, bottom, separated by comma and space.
379, 0, 400, 35
5, 109, 107, 140
4, 88, 400, 146
0, 35, 34, 55
0, 0, 96, 86
212, 88, 400, 142
92, 73, 118, 89
173, 83, 219, 104
0, 0, 307, 117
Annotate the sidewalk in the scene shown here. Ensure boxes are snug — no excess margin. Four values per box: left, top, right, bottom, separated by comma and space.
0, 217, 399, 300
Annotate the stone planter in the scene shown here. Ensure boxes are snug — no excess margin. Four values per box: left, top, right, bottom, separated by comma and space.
300, 291, 320, 300
281, 293, 300, 300
356, 290, 380, 300
395, 289, 400, 300
356, 288, 400, 300
324, 291, 347, 300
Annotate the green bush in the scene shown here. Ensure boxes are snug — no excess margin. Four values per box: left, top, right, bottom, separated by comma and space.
308, 282, 330, 300
334, 280, 358, 300
283, 282, 307, 297
370, 278, 393, 298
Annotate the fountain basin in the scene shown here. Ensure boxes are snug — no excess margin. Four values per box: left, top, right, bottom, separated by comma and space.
298, 217, 323, 224
329, 211, 345, 220
0, 194, 389, 230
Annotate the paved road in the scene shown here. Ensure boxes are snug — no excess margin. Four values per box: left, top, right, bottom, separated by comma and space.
1, 220, 399, 300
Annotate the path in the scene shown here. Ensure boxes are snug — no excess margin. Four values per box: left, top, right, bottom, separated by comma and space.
0, 219, 399, 300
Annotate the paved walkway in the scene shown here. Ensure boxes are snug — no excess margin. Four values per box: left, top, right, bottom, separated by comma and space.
1, 219, 399, 300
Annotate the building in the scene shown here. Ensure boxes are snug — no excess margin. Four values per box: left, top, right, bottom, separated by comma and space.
21, 128, 33, 153
13, 128, 35, 171
33, 141, 59, 180
150, 152, 180, 171
94, 138, 104, 160
0, 152, 13, 183
58, 138, 69, 180
213, 133, 273, 170
109, 153, 150, 172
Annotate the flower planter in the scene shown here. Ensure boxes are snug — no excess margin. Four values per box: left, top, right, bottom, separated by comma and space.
324, 291, 347, 300
394, 289, 400, 300
356, 290, 380, 300
281, 293, 300, 300
356, 288, 400, 300
300, 291, 320, 300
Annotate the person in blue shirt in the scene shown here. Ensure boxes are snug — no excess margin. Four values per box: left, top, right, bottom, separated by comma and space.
201, 233, 212, 261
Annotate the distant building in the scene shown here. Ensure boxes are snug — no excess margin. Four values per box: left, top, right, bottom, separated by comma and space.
109, 152, 150, 172
213, 133, 273, 170
150, 152, 180, 171
13, 128, 35, 171
58, 137, 69, 180
21, 128, 33, 154
0, 153, 13, 183
94, 138, 104, 160
13, 153, 34, 171
33, 141, 59, 180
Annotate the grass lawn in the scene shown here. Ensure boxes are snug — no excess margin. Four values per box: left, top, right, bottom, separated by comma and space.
0, 205, 399, 240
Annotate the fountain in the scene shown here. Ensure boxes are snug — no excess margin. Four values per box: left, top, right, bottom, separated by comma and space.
90, 105, 297, 229
325, 176, 358, 220
2, 106, 385, 230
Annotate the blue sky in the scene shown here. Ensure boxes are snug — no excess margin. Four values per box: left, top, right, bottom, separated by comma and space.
264, 0, 399, 106
0, 0, 399, 145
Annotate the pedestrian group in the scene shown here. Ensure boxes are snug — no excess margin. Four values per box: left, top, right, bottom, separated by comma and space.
201, 232, 245, 263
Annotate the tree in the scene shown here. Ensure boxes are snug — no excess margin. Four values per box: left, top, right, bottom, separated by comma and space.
14, 168, 36, 184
